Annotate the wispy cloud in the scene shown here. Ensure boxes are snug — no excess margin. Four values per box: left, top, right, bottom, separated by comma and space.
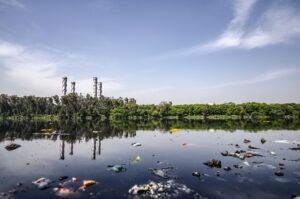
200, 0, 257, 51
175, 1, 300, 55
206, 68, 299, 89
0, 0, 25, 8
0, 40, 123, 96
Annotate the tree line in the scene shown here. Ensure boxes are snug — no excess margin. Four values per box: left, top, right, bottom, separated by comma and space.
1, 93, 300, 120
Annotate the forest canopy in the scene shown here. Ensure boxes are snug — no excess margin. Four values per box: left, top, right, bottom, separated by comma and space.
0, 93, 300, 120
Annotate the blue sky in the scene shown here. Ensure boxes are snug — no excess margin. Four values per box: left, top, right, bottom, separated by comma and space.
0, 0, 300, 104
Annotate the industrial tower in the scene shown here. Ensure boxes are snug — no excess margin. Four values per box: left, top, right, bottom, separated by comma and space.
71, 81, 76, 94
93, 77, 98, 98
98, 82, 102, 97
62, 77, 67, 95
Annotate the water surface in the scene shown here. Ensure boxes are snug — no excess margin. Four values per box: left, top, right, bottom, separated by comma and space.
0, 120, 300, 199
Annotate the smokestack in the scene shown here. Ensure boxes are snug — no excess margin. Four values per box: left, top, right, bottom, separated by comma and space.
62, 77, 67, 96
71, 81, 75, 94
98, 82, 102, 97
93, 77, 98, 98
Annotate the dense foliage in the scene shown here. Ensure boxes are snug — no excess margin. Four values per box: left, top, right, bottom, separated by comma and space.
111, 101, 300, 120
0, 93, 133, 120
1, 94, 300, 120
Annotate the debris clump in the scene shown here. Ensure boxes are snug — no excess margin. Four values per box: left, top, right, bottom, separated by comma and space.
192, 172, 201, 177
5, 143, 21, 151
243, 139, 251, 144
274, 170, 284, 177
150, 168, 171, 179
131, 142, 142, 147
128, 180, 194, 198
221, 150, 262, 160
204, 159, 222, 168
107, 164, 127, 173
32, 177, 52, 190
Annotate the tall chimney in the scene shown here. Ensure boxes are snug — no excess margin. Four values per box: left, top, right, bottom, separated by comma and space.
71, 81, 75, 94
93, 77, 98, 98
62, 77, 67, 96
98, 82, 102, 97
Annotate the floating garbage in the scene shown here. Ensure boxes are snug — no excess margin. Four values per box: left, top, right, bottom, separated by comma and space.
261, 138, 266, 144
243, 139, 251, 144
150, 169, 169, 179
131, 142, 142, 147
233, 164, 243, 169
107, 164, 127, 173
243, 161, 250, 167
5, 143, 21, 151
83, 180, 96, 187
133, 155, 142, 163
270, 151, 277, 156
204, 159, 222, 168
53, 177, 96, 197
291, 194, 300, 199
289, 147, 300, 151
128, 180, 194, 198
223, 166, 232, 171
32, 177, 52, 190
192, 171, 201, 177
53, 187, 78, 197
274, 170, 284, 176
248, 145, 259, 150
169, 128, 179, 133
221, 151, 228, 156
221, 150, 262, 160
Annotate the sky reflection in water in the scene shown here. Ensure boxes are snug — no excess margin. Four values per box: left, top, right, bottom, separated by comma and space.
0, 120, 300, 199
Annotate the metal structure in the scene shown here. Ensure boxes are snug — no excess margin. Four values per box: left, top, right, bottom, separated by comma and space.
71, 81, 76, 94
62, 77, 67, 96
98, 82, 102, 97
93, 77, 98, 98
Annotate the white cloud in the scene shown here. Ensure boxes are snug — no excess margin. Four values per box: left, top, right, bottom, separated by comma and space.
203, 0, 257, 50
185, 1, 300, 54
206, 68, 299, 89
0, 40, 123, 97
241, 3, 300, 49
0, 0, 25, 8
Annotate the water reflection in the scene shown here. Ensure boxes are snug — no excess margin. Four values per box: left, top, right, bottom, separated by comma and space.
1, 119, 300, 141
0, 119, 300, 199
1, 119, 300, 161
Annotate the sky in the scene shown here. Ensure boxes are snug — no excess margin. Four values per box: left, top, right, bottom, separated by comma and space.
0, 0, 300, 104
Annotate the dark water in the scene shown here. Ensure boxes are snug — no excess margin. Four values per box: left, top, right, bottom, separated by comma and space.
0, 120, 300, 199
